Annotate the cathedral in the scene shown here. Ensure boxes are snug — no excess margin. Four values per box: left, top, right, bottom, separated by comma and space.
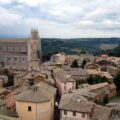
0, 29, 41, 71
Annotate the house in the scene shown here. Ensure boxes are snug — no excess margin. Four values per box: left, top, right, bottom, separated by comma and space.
100, 71, 113, 83
96, 59, 116, 71
65, 68, 88, 80
16, 82, 56, 120
107, 66, 119, 77
87, 69, 113, 83
108, 84, 117, 98
52, 68, 76, 95
66, 55, 80, 64
79, 54, 94, 62
59, 92, 112, 120
0, 75, 8, 86
73, 88, 98, 102
101, 54, 109, 59
107, 103, 120, 120
51, 52, 66, 65
87, 82, 110, 103
0, 79, 3, 87
0, 99, 7, 115
6, 92, 19, 115
59, 93, 95, 120
91, 104, 111, 120
85, 63, 100, 71
74, 82, 116, 103
14, 70, 43, 86
14, 71, 29, 86
87, 69, 101, 77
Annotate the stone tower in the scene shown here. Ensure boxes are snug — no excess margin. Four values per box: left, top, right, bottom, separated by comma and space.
28, 29, 41, 71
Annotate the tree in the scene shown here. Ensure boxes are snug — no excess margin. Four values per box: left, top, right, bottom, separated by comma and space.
76, 79, 87, 89
71, 59, 79, 68
87, 75, 109, 85
87, 75, 94, 84
81, 59, 87, 68
114, 73, 120, 95
80, 50, 86, 54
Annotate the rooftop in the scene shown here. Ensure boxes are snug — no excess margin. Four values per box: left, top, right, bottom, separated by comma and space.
91, 105, 111, 120
59, 93, 95, 113
53, 70, 75, 82
66, 68, 88, 76
87, 82, 109, 91
0, 38, 28, 43
16, 82, 56, 103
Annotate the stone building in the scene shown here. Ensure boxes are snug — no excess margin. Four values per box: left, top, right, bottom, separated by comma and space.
16, 83, 56, 120
0, 29, 41, 71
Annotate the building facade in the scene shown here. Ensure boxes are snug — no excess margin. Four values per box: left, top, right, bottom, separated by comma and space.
16, 83, 56, 120
0, 29, 41, 71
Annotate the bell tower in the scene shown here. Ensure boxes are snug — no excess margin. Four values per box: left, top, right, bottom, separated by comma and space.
28, 28, 41, 71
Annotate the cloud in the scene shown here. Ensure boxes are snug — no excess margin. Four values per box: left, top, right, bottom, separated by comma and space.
0, 7, 22, 26
0, 0, 120, 38
0, 0, 13, 4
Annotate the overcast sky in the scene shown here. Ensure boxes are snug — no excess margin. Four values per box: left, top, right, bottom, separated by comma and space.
0, 0, 120, 38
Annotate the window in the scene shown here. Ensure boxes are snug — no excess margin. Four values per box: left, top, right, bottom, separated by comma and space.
15, 58, 17, 61
64, 82, 66, 85
8, 57, 11, 60
72, 82, 74, 85
28, 106, 32, 112
51, 102, 52, 107
64, 110, 67, 115
0, 45, 2, 50
72, 86, 74, 90
64, 86, 66, 90
73, 112, 76, 116
13, 47, 15, 51
6, 46, 8, 50
82, 113, 85, 118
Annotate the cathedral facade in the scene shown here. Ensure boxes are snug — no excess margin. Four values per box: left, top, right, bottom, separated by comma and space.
0, 29, 41, 71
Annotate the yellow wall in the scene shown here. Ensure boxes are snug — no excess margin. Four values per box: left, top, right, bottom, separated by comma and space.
16, 101, 37, 120
16, 98, 54, 120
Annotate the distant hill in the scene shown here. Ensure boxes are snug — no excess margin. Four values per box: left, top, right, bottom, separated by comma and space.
41, 38, 120, 55
108, 44, 120, 57
100, 44, 118, 50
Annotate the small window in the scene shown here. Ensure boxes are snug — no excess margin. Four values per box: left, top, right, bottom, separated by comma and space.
64, 86, 66, 90
51, 102, 52, 107
15, 58, 17, 61
82, 113, 85, 118
72, 82, 74, 85
64, 82, 66, 85
28, 106, 32, 112
64, 110, 67, 115
73, 112, 76, 116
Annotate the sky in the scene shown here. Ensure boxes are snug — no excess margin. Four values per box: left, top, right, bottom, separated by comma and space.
0, 0, 120, 38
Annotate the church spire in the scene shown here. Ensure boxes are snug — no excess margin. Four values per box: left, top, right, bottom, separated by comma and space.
31, 28, 39, 40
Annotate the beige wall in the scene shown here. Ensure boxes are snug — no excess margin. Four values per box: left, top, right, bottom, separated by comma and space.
16, 98, 54, 120
16, 101, 36, 120
61, 110, 90, 120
